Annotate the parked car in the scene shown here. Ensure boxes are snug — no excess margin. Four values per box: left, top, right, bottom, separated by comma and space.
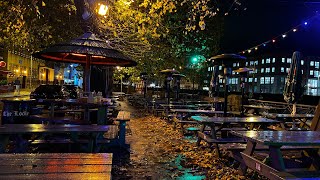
30, 84, 80, 100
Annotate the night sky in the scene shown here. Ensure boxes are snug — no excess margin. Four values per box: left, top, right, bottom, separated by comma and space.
219, 0, 320, 56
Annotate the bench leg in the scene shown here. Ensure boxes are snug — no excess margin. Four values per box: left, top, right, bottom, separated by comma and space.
196, 124, 205, 146
239, 141, 256, 175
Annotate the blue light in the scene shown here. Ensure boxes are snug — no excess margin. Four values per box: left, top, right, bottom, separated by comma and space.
263, 43, 266, 47
304, 21, 308, 25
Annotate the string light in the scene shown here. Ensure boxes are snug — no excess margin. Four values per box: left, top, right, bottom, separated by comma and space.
239, 14, 318, 54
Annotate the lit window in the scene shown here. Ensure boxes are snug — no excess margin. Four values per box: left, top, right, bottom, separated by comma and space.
314, 71, 319, 77
237, 62, 239, 66
233, 63, 237, 67
271, 77, 274, 84
287, 58, 292, 63
286, 68, 290, 73
219, 79, 223, 83
245, 62, 248, 66
272, 67, 275, 72
219, 66, 222, 70
310, 70, 314, 75
250, 61, 254, 65
265, 77, 270, 84
260, 77, 265, 84
315, 62, 319, 69
255, 61, 258, 65
302, 70, 304, 74
266, 58, 271, 63
262, 59, 265, 64
208, 67, 211, 72
282, 58, 285, 63
254, 78, 257, 82
272, 58, 276, 63
248, 78, 253, 82
281, 67, 285, 72
301, 60, 304, 65
261, 68, 264, 73
266, 68, 270, 73
232, 71, 235, 75
311, 61, 315, 66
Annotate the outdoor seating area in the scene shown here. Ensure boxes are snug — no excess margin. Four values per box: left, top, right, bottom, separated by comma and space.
2, 1, 320, 179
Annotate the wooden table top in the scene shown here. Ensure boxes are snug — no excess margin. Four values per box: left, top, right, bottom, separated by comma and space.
231, 130, 320, 146
160, 104, 197, 108
266, 113, 314, 119
171, 109, 226, 114
191, 116, 279, 123
0, 124, 114, 134
0, 153, 112, 180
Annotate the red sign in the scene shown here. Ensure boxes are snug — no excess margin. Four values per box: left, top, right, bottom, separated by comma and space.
0, 61, 6, 67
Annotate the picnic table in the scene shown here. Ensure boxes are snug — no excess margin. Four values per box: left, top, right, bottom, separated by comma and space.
231, 130, 320, 179
243, 104, 286, 115
34, 99, 110, 125
191, 116, 280, 157
265, 113, 314, 130
0, 153, 112, 179
0, 124, 117, 153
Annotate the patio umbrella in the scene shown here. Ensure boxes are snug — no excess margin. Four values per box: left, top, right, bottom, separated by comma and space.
32, 32, 137, 92
160, 69, 180, 104
283, 51, 304, 128
234, 67, 253, 117
210, 54, 247, 116
172, 73, 186, 100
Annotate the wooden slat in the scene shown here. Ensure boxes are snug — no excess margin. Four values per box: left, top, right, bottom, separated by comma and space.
0, 173, 111, 180
0, 153, 112, 180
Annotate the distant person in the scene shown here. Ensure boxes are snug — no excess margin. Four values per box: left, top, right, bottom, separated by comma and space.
14, 78, 21, 95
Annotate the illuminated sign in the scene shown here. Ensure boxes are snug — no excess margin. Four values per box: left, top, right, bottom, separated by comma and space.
0, 61, 6, 67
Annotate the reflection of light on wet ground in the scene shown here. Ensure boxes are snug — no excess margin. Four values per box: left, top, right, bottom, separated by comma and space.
173, 155, 206, 180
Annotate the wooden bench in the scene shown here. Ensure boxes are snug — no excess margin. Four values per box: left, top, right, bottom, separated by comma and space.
0, 153, 112, 180
114, 111, 130, 148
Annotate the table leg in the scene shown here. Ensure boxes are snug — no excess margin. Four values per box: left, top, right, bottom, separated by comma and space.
268, 145, 285, 171
196, 124, 205, 146
0, 135, 9, 153
118, 120, 126, 146
239, 141, 256, 175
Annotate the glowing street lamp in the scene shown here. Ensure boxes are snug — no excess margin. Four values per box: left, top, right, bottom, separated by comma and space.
97, 3, 108, 16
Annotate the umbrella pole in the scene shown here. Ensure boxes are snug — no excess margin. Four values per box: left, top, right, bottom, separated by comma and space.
84, 55, 91, 92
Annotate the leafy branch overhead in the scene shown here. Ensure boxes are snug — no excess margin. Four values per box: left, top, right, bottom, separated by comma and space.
0, 0, 245, 78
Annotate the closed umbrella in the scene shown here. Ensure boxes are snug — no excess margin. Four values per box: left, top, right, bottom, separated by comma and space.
209, 54, 247, 116
32, 32, 137, 92
283, 51, 304, 129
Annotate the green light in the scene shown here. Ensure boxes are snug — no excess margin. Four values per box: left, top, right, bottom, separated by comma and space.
191, 57, 198, 64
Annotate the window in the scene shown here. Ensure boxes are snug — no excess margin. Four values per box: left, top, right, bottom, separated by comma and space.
261, 68, 264, 73
280, 77, 285, 83
237, 62, 239, 66
287, 58, 292, 63
219, 66, 222, 70
282, 58, 285, 63
265, 77, 270, 84
208, 67, 211, 72
310, 70, 314, 76
248, 78, 253, 82
272, 67, 275, 73
315, 70, 319, 77
266, 58, 271, 63
311, 61, 315, 66
272, 58, 276, 63
301, 60, 304, 65
254, 78, 257, 82
266, 68, 270, 73
233, 63, 237, 67
255, 61, 258, 65
245, 62, 248, 66
281, 67, 285, 72
286, 68, 290, 73
260, 77, 265, 84
232, 71, 235, 75
302, 70, 304, 74
262, 59, 265, 64
250, 61, 254, 65
271, 77, 274, 84
316, 62, 319, 69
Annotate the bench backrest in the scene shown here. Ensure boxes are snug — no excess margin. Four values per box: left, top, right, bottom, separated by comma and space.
311, 102, 320, 131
